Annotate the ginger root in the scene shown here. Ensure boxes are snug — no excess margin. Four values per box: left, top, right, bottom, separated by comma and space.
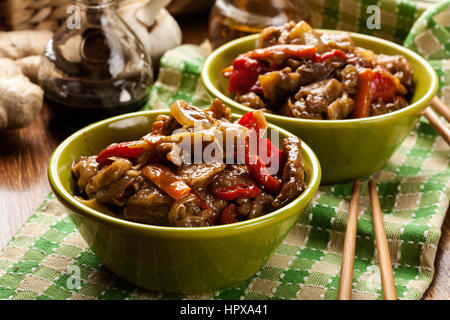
0, 31, 51, 129
0, 57, 43, 129
0, 58, 23, 77
0, 30, 52, 60
16, 55, 42, 83
0, 74, 43, 129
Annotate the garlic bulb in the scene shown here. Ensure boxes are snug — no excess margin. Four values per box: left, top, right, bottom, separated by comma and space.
118, 0, 182, 66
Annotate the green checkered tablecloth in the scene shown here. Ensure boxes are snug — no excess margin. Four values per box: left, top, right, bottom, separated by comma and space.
301, 0, 425, 44
0, 0, 449, 300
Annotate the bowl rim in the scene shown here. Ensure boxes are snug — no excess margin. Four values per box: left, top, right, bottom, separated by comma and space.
48, 110, 321, 238
201, 31, 439, 127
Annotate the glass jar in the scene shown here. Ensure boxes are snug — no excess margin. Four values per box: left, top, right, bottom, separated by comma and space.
39, 0, 153, 127
208, 0, 307, 49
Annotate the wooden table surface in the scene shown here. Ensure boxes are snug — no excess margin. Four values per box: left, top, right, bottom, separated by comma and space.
0, 13, 448, 300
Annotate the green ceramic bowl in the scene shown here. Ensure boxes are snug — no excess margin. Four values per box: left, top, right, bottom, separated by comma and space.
48, 110, 321, 294
201, 32, 438, 184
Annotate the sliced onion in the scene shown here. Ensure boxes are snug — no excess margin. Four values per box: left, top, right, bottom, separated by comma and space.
170, 100, 213, 128
167, 144, 183, 166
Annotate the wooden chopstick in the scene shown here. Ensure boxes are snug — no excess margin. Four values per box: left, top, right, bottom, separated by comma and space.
432, 96, 450, 123
338, 179, 361, 300
424, 107, 450, 145
368, 180, 398, 300
423, 96, 450, 145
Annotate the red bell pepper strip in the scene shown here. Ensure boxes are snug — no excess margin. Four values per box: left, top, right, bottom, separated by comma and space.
245, 154, 282, 195
224, 45, 317, 94
259, 138, 283, 161
238, 111, 283, 166
351, 68, 373, 118
371, 66, 397, 102
258, 138, 284, 175
214, 183, 262, 201
238, 110, 268, 137
239, 111, 283, 190
219, 204, 239, 225
142, 164, 191, 200
96, 140, 147, 166
243, 44, 317, 61
313, 49, 348, 62
225, 56, 267, 95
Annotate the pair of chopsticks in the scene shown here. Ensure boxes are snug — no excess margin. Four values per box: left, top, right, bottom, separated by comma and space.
424, 97, 450, 145
337, 179, 397, 300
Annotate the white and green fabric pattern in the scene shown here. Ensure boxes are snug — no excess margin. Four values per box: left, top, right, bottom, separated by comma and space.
0, 0, 448, 300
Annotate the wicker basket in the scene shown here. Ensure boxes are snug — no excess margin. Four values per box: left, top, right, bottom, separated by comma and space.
0, 0, 213, 31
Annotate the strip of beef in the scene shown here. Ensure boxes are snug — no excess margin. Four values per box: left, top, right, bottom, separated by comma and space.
233, 190, 274, 219
121, 187, 173, 225
237, 92, 267, 110
273, 136, 305, 209
295, 59, 336, 86
326, 93, 355, 120
94, 170, 140, 206
73, 158, 137, 207
259, 21, 354, 54
72, 156, 99, 197
346, 47, 376, 69
235, 195, 274, 219
259, 67, 300, 109
204, 98, 232, 122
151, 115, 169, 135
338, 64, 359, 94
211, 164, 254, 189
151, 114, 182, 136
294, 78, 343, 118
258, 21, 296, 48
92, 158, 132, 194
235, 197, 252, 217
248, 192, 275, 219
259, 21, 324, 51
285, 97, 322, 119
175, 162, 226, 189
319, 32, 355, 53
370, 96, 408, 116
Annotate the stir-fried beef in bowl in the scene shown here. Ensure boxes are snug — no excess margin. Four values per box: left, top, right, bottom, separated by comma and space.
71, 99, 308, 227
202, 21, 438, 184
222, 21, 415, 120
48, 101, 321, 293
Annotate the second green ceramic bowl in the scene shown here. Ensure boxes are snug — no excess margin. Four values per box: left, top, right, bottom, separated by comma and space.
48, 110, 321, 294
201, 32, 438, 184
